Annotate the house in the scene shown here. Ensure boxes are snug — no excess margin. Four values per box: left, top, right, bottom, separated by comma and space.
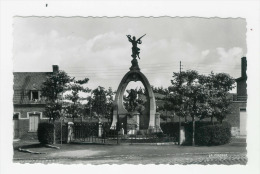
225, 57, 247, 136
13, 65, 59, 139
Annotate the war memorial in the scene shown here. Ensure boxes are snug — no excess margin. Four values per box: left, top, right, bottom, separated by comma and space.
110, 34, 162, 135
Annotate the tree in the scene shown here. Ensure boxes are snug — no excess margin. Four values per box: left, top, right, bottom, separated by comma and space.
168, 70, 235, 146
105, 87, 115, 122
206, 72, 235, 123
41, 71, 73, 122
153, 87, 174, 122
64, 78, 90, 122
85, 86, 115, 122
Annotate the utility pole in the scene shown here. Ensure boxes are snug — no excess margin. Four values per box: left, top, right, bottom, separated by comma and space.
179, 61, 183, 145
90, 91, 93, 120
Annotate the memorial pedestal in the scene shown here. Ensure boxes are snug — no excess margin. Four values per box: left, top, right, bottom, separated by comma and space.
148, 112, 162, 133
127, 111, 140, 135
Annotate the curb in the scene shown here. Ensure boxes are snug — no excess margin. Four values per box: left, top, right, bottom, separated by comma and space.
18, 148, 46, 154
70, 141, 177, 146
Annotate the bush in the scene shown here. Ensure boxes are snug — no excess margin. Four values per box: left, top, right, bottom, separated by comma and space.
161, 122, 178, 138
183, 121, 213, 145
180, 121, 231, 146
152, 132, 165, 138
195, 123, 231, 146
160, 122, 186, 141
37, 122, 54, 144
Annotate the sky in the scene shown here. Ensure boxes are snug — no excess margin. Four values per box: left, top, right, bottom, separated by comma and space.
13, 17, 247, 92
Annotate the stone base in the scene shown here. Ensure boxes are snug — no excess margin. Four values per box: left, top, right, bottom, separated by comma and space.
126, 111, 140, 135
127, 129, 138, 135
148, 126, 163, 133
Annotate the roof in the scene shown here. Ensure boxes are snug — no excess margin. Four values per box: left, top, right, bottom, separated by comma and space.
13, 72, 52, 91
13, 72, 52, 104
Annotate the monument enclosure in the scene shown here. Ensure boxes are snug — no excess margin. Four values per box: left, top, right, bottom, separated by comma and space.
110, 35, 162, 134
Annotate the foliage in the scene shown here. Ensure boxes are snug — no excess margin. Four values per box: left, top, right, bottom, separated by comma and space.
41, 71, 73, 122
183, 121, 214, 145
85, 86, 115, 121
151, 132, 165, 138
151, 86, 169, 95
44, 102, 62, 122
37, 122, 54, 144
181, 121, 231, 146
168, 70, 235, 145
41, 71, 73, 102
160, 122, 183, 141
195, 122, 231, 146
64, 78, 90, 121
206, 72, 235, 122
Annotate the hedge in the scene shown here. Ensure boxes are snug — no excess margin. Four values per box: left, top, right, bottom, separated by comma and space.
195, 122, 231, 146
160, 121, 231, 146
183, 121, 214, 145
160, 122, 184, 141
37, 122, 54, 144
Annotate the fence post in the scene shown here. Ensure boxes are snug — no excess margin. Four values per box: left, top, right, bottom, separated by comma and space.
104, 131, 106, 144
98, 122, 102, 138
117, 129, 119, 145
60, 119, 63, 146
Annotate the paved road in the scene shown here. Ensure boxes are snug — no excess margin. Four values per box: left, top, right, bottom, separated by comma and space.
14, 153, 247, 165
13, 141, 247, 165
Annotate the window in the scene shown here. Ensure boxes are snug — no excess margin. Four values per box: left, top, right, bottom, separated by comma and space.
13, 113, 19, 120
30, 90, 40, 101
29, 113, 40, 132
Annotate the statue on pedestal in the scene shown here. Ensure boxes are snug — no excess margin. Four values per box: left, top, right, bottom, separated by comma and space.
126, 34, 146, 59
126, 89, 138, 112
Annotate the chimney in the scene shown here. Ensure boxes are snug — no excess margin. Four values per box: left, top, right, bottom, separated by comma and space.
52, 65, 59, 74
241, 57, 247, 78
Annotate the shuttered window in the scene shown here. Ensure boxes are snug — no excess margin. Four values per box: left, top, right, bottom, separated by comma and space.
29, 114, 40, 132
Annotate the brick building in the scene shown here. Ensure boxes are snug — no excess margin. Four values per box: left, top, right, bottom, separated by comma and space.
13, 65, 59, 139
225, 57, 247, 136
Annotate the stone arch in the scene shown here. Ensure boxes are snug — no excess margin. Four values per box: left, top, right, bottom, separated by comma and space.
110, 69, 156, 130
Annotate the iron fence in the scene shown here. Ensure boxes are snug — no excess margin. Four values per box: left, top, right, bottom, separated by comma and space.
69, 123, 177, 144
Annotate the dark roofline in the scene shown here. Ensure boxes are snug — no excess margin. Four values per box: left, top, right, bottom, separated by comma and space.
13, 72, 52, 74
